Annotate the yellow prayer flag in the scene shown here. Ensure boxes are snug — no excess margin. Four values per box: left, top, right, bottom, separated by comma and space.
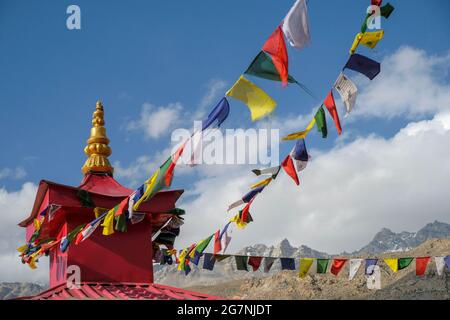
226, 75, 277, 121
177, 248, 188, 271
101, 209, 115, 236
384, 258, 398, 272
230, 214, 247, 229
250, 177, 272, 189
28, 256, 37, 269
17, 244, 28, 253
349, 30, 384, 54
299, 258, 314, 278
33, 218, 42, 231
282, 118, 316, 141
133, 169, 160, 211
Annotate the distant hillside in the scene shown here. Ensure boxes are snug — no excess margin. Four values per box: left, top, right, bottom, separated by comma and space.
186, 238, 450, 300
0, 282, 45, 300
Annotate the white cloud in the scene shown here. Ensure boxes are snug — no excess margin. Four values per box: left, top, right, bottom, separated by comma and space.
352, 46, 450, 118
178, 111, 450, 254
0, 182, 48, 282
0, 166, 26, 180
127, 102, 183, 139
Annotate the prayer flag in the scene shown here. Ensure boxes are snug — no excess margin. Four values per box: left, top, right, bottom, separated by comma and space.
282, 118, 316, 141
381, 3, 395, 19
235, 256, 249, 271
101, 208, 116, 236
190, 234, 213, 258
365, 259, 378, 275
323, 91, 342, 135
262, 26, 289, 86
435, 257, 446, 276
384, 258, 398, 272
349, 30, 384, 54
317, 259, 330, 274
242, 186, 265, 203
291, 138, 309, 172
282, 0, 311, 49
445, 255, 450, 269
203, 253, 216, 271
226, 75, 277, 121
215, 254, 231, 262
334, 73, 358, 114
281, 154, 300, 185
264, 257, 276, 273
366, 265, 381, 290
415, 257, 430, 276
315, 106, 328, 138
280, 258, 296, 270
252, 166, 281, 178
331, 259, 347, 276
213, 230, 222, 255
251, 177, 273, 189
344, 54, 381, 80
349, 259, 363, 280
245, 51, 297, 84
114, 213, 127, 232
398, 257, 414, 270
299, 258, 314, 278
201, 97, 230, 131
248, 256, 263, 272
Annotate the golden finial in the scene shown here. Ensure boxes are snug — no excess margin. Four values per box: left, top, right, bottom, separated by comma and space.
81, 101, 114, 175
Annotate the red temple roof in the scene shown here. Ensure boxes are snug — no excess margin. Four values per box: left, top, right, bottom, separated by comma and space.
16, 282, 221, 300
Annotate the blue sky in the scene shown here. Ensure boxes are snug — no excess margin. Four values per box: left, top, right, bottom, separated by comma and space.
1, 1, 450, 282
0, 0, 448, 190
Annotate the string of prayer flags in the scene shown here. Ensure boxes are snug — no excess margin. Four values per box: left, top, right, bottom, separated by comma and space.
334, 73, 358, 115
282, 118, 316, 141
398, 257, 414, 270
190, 234, 213, 259
248, 256, 263, 271
264, 257, 276, 273
323, 91, 342, 135
365, 259, 378, 275
281, 154, 300, 185
331, 259, 347, 276
201, 97, 230, 131
280, 258, 296, 270
299, 258, 314, 278
235, 256, 249, 271
291, 138, 310, 172
262, 26, 289, 86
60, 224, 85, 253
349, 259, 363, 280
344, 53, 381, 80
282, 0, 311, 49
349, 30, 384, 54
252, 166, 281, 178
415, 257, 431, 276
226, 75, 277, 121
435, 257, 446, 276
317, 259, 330, 274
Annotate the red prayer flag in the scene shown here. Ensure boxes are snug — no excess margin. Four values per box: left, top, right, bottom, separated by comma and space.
115, 197, 130, 217
330, 259, 348, 276
248, 256, 263, 272
323, 91, 342, 135
281, 155, 299, 185
241, 198, 254, 223
371, 0, 382, 6
213, 230, 222, 255
415, 256, 431, 276
262, 26, 289, 86
165, 141, 187, 187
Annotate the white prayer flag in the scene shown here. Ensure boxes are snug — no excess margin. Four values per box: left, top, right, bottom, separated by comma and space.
366, 265, 381, 290
334, 73, 358, 114
349, 258, 363, 280
282, 0, 311, 49
435, 256, 446, 276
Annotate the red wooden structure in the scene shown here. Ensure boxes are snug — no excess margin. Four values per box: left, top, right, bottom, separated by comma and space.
17, 102, 220, 300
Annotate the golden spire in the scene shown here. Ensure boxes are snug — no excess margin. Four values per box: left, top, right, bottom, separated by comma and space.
81, 101, 114, 175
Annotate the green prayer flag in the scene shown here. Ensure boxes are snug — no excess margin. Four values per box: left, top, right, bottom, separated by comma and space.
67, 224, 86, 242
317, 259, 330, 274
245, 51, 297, 83
398, 257, 414, 270
380, 3, 395, 19
195, 234, 214, 254
215, 254, 231, 262
168, 208, 185, 215
315, 106, 328, 138
235, 256, 249, 271
115, 213, 127, 232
